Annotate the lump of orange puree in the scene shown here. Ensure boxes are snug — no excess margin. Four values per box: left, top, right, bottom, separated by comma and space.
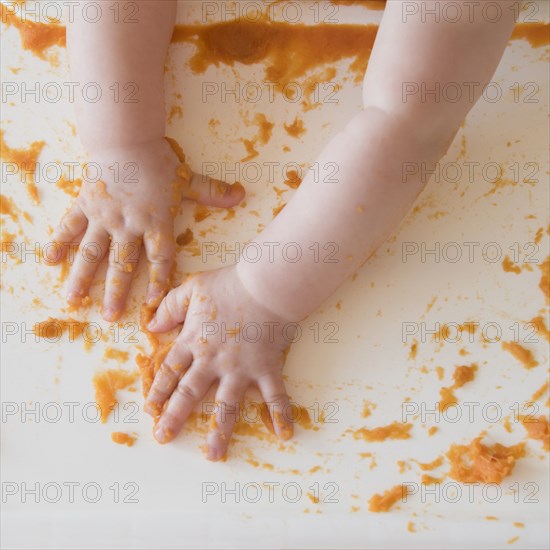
438, 363, 477, 411
521, 415, 549, 451
111, 432, 137, 447
530, 316, 550, 342
501, 341, 538, 369
171, 21, 378, 88
93, 369, 138, 423
447, 437, 525, 483
331, 0, 386, 8
510, 22, 550, 48
539, 257, 549, 305
353, 421, 412, 442
0, 130, 44, 204
0, 3, 66, 58
368, 485, 409, 513
33, 317, 87, 339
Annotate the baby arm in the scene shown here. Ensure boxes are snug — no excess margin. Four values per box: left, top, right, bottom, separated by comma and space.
144, 0, 517, 459
46, 0, 244, 319
237, 0, 517, 321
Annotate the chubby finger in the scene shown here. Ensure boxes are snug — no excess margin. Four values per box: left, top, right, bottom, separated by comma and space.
143, 227, 175, 307
147, 282, 191, 332
102, 233, 141, 322
182, 172, 245, 208
144, 334, 193, 417
66, 225, 109, 306
257, 372, 293, 441
206, 377, 247, 461
44, 204, 88, 265
154, 363, 215, 444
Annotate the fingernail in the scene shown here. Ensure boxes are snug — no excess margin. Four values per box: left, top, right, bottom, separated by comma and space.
154, 425, 167, 444
67, 291, 82, 306
147, 317, 158, 330
102, 307, 120, 322
206, 445, 220, 461
227, 182, 244, 197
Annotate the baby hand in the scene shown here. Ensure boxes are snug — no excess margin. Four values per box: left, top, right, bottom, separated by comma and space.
45, 138, 244, 320
144, 265, 294, 461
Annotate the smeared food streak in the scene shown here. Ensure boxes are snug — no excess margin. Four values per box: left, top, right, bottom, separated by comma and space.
447, 437, 526, 483
529, 316, 550, 342
331, 0, 386, 8
93, 368, 138, 423
0, 130, 44, 203
539, 257, 549, 304
521, 415, 549, 451
501, 341, 538, 370
111, 432, 137, 447
368, 485, 409, 512
438, 363, 477, 411
0, 3, 66, 58
284, 117, 306, 139
353, 421, 412, 442
171, 21, 379, 89
510, 22, 550, 48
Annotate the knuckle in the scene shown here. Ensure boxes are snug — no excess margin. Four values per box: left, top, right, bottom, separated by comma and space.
176, 381, 198, 401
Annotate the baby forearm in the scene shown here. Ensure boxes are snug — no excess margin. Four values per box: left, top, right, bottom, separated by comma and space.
67, 0, 176, 153
237, 109, 442, 321
237, 0, 516, 321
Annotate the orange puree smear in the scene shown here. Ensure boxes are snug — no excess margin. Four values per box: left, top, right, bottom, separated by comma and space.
510, 22, 550, 48
416, 455, 444, 471
1, 230, 20, 262
284, 117, 306, 139
93, 369, 138, 423
283, 169, 303, 189
33, 317, 87, 339
176, 227, 194, 247
331, 0, 386, 8
539, 257, 549, 304
0, 130, 44, 204
0, 3, 66, 58
438, 363, 477, 411
520, 415, 549, 451
56, 176, 82, 198
530, 316, 550, 342
502, 255, 522, 274
447, 437, 525, 483
368, 485, 409, 513
171, 21, 379, 88
353, 421, 412, 442
111, 432, 137, 447
421, 474, 444, 485
531, 381, 549, 402
501, 341, 538, 369
104, 347, 130, 363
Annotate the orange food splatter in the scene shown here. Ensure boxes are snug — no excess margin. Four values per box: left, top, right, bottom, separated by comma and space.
502, 256, 522, 274
353, 421, 412, 442
447, 437, 526, 483
111, 432, 137, 447
368, 485, 409, 512
510, 22, 550, 48
284, 116, 306, 139
521, 415, 549, 451
104, 347, 130, 363
539, 257, 549, 304
530, 315, 550, 342
0, 130, 45, 204
0, 3, 66, 58
171, 21, 379, 89
93, 369, 138, 423
501, 341, 538, 369
438, 364, 477, 411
